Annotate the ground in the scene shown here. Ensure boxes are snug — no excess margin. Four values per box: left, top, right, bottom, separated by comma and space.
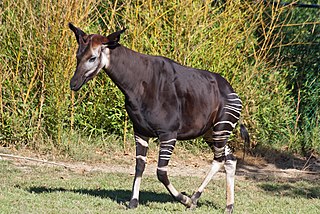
1, 146, 319, 182
1, 146, 319, 213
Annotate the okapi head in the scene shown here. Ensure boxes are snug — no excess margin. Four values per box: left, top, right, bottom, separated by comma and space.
68, 23, 126, 91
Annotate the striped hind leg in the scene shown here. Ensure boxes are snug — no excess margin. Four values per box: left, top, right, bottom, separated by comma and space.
190, 129, 234, 210
191, 93, 242, 213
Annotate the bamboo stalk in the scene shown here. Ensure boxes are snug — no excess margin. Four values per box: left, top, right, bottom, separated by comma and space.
0, 72, 3, 128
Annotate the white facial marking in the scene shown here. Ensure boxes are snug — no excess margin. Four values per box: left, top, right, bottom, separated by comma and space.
102, 47, 111, 69
84, 47, 99, 78
84, 67, 96, 77
84, 46, 110, 78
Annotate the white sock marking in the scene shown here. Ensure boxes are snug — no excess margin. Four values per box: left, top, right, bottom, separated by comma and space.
198, 161, 224, 193
225, 160, 237, 206
132, 176, 142, 200
167, 183, 179, 197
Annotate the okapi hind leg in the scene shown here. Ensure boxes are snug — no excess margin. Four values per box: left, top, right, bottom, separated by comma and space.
189, 159, 224, 209
157, 138, 193, 208
224, 153, 237, 214
190, 121, 238, 212
189, 144, 236, 213
129, 135, 149, 209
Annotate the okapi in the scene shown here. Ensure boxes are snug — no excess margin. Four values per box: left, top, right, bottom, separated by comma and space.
68, 23, 249, 213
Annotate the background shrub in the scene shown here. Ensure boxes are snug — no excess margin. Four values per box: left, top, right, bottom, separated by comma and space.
0, 0, 318, 155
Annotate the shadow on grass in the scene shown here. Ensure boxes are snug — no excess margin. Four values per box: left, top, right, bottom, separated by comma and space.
239, 145, 313, 170
25, 186, 219, 209
234, 145, 320, 199
235, 144, 320, 181
26, 187, 170, 205
258, 182, 320, 199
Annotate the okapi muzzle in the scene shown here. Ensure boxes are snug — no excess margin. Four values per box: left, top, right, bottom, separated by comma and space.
68, 23, 125, 91
70, 61, 98, 91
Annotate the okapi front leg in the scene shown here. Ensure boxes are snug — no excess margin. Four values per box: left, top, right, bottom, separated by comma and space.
129, 135, 149, 209
157, 138, 192, 207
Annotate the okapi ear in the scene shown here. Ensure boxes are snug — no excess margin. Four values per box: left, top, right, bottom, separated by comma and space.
105, 28, 126, 45
69, 23, 87, 44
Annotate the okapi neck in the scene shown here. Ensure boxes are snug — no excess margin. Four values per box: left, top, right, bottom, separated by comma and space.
104, 45, 150, 97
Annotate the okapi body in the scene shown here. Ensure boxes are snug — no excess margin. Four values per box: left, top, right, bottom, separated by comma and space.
69, 23, 249, 213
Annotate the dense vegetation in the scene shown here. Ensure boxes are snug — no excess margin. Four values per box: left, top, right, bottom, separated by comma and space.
0, 0, 319, 155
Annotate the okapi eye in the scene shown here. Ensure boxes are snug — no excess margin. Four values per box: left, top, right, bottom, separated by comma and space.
89, 56, 97, 63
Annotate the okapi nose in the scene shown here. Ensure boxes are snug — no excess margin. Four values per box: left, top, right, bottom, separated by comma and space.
70, 82, 76, 91
70, 76, 79, 91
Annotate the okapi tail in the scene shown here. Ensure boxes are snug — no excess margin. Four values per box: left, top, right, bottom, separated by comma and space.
240, 124, 250, 160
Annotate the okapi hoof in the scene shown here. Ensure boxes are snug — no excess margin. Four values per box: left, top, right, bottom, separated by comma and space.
225, 204, 234, 214
128, 198, 138, 209
188, 203, 197, 210
189, 191, 201, 210
177, 193, 192, 208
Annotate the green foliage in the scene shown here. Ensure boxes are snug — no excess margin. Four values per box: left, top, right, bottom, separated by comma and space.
0, 0, 100, 145
265, 0, 320, 154
0, 0, 319, 154
249, 69, 296, 148
72, 76, 127, 137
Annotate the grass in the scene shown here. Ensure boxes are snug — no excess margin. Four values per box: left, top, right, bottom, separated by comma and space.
1, 160, 319, 214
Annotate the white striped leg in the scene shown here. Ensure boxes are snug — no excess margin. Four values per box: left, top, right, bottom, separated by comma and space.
157, 139, 192, 207
190, 160, 224, 209
129, 135, 149, 209
224, 159, 237, 214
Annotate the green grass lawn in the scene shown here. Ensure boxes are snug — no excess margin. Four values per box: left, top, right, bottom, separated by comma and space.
0, 160, 319, 214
